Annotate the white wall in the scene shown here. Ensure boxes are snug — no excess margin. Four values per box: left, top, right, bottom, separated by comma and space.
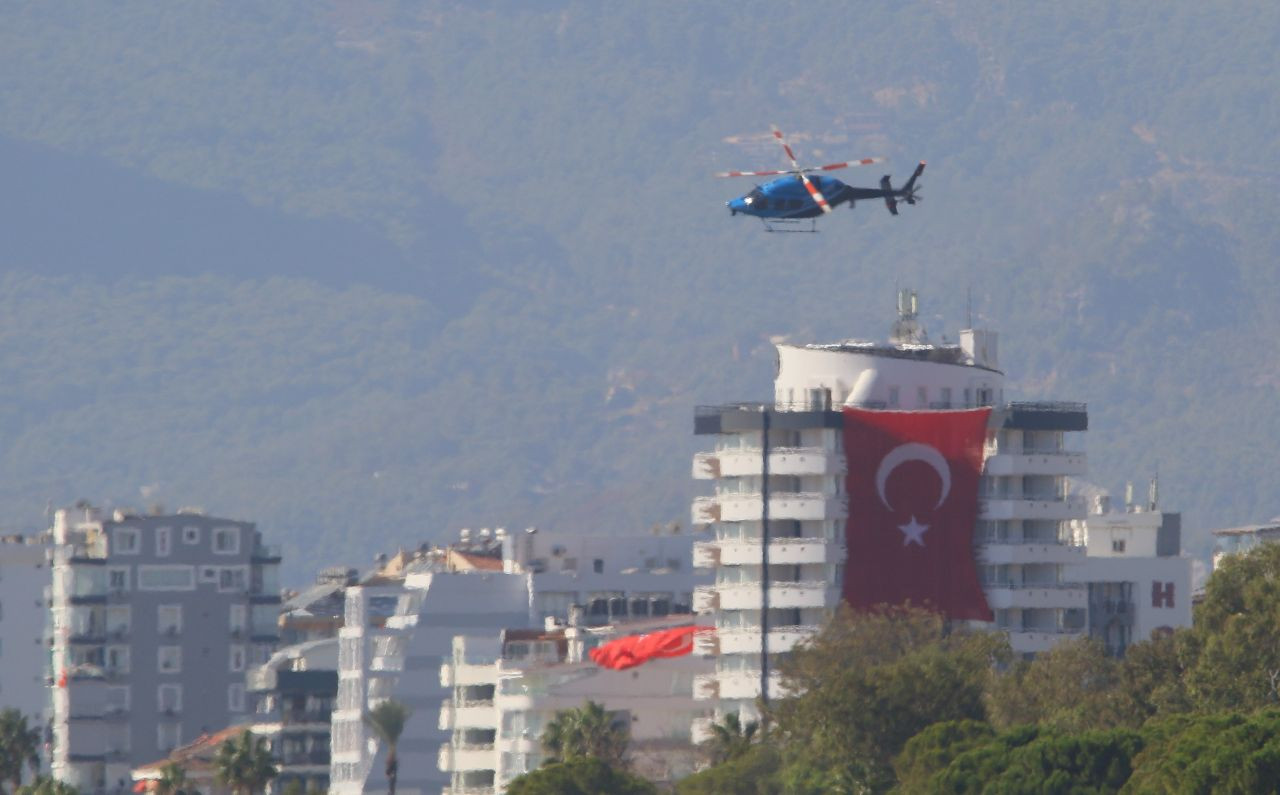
774, 345, 1004, 409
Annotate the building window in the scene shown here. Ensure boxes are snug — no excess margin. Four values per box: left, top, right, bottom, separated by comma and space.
158, 605, 183, 636
113, 528, 140, 555
182, 526, 200, 545
593, 559, 604, 574
105, 685, 130, 713
1112, 539, 1126, 553
157, 723, 181, 753
230, 645, 245, 672
200, 566, 218, 584
155, 527, 171, 557
230, 605, 247, 635
108, 567, 130, 593
106, 646, 130, 675
106, 606, 131, 638
917, 386, 927, 407
213, 527, 240, 555
941, 387, 952, 407
218, 567, 247, 593
158, 684, 182, 714
888, 386, 900, 408
228, 684, 245, 713
138, 566, 195, 591
158, 646, 182, 674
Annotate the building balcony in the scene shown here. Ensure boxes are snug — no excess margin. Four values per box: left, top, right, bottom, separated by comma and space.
718, 493, 847, 523
713, 625, 821, 655
251, 544, 283, 563
692, 541, 720, 569
716, 581, 831, 611
714, 447, 846, 478
980, 497, 1087, 521
439, 661, 495, 689
976, 543, 1086, 565
692, 452, 719, 480
438, 744, 495, 773
983, 452, 1087, 477
713, 670, 787, 701
984, 584, 1087, 610
691, 497, 720, 526
1006, 628, 1087, 655
692, 586, 719, 613
438, 701, 497, 731
692, 673, 719, 700
691, 717, 716, 746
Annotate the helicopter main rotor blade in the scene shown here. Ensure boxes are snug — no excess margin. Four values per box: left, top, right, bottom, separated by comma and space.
771, 125, 802, 171
715, 169, 790, 178
807, 157, 884, 172
800, 174, 833, 214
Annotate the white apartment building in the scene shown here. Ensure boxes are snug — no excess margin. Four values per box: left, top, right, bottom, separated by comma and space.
330, 529, 707, 795
1211, 521, 1280, 570
691, 293, 1089, 727
0, 534, 53, 727
1067, 488, 1191, 656
438, 617, 709, 794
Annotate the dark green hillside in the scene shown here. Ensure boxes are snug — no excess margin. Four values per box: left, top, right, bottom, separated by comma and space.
0, 1, 1277, 578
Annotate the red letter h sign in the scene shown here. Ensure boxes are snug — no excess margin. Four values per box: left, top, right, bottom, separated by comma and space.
1152, 581, 1175, 608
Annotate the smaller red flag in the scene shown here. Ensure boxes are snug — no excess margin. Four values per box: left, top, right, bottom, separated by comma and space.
589, 626, 711, 670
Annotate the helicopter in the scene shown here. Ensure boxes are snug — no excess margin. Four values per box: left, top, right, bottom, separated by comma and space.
719, 126, 925, 232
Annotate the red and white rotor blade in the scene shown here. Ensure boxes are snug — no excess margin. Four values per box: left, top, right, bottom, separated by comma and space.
714, 169, 789, 178
811, 157, 884, 172
771, 125, 802, 171
800, 174, 833, 214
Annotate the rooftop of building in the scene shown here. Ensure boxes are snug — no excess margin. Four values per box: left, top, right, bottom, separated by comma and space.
1211, 522, 1280, 537
132, 724, 246, 782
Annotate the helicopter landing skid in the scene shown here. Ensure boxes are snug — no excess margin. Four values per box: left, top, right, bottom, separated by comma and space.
760, 217, 818, 233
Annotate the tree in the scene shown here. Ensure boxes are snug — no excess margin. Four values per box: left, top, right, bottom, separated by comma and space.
675, 745, 782, 795
985, 637, 1133, 732
363, 700, 411, 795
1125, 710, 1280, 793
892, 719, 995, 793
702, 711, 759, 765
0, 710, 40, 794
768, 605, 1005, 792
927, 726, 1143, 793
154, 762, 197, 795
1180, 542, 1280, 712
213, 730, 277, 795
541, 701, 629, 767
15, 777, 78, 795
506, 757, 655, 795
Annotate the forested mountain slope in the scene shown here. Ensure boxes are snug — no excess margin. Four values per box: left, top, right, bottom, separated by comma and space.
0, 2, 1276, 580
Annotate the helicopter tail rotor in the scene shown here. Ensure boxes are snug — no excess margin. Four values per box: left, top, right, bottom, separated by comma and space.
902, 161, 926, 205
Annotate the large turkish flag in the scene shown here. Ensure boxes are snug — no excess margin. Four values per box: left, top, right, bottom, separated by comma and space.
842, 407, 993, 621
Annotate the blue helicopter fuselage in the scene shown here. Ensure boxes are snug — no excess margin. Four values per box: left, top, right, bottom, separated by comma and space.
726, 175, 848, 219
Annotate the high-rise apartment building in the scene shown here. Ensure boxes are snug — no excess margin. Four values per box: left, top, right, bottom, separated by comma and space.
0, 534, 53, 729
690, 293, 1089, 728
49, 505, 281, 793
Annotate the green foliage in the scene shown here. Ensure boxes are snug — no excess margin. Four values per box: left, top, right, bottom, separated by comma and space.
15, 777, 78, 795
892, 720, 995, 793
505, 757, 655, 795
1124, 710, 1280, 793
927, 726, 1143, 794
541, 701, 629, 767
674, 744, 782, 795
213, 730, 277, 795
154, 762, 198, 795
701, 711, 760, 765
986, 638, 1137, 732
0, 710, 41, 794
768, 606, 1006, 793
1181, 542, 1280, 711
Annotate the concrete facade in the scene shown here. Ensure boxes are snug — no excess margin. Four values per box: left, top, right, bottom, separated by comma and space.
0, 535, 53, 728
49, 505, 281, 793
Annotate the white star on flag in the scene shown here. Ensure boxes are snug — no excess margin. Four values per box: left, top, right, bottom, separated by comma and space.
898, 516, 929, 547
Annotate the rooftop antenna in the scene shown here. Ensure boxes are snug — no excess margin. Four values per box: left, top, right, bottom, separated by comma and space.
890, 288, 927, 344
966, 286, 973, 329
1149, 469, 1159, 511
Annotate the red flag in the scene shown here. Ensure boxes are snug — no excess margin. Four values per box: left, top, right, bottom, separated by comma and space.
842, 407, 993, 621
589, 626, 710, 670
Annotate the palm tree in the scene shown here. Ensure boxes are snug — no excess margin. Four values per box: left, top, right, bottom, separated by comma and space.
0, 709, 41, 793
154, 762, 196, 795
540, 701, 628, 767
214, 730, 276, 795
363, 700, 411, 795
703, 711, 759, 764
